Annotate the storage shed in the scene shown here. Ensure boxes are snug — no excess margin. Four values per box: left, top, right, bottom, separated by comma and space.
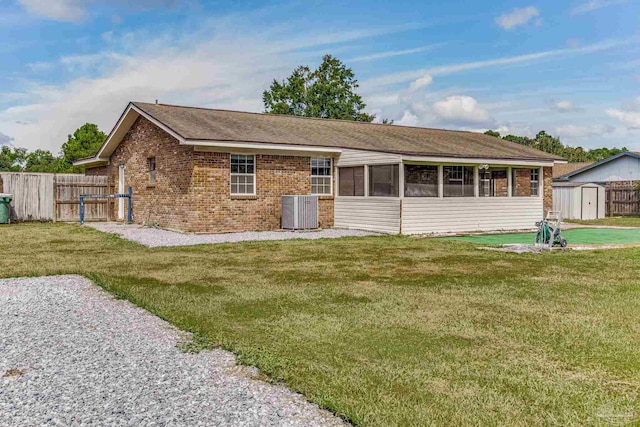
553, 182, 605, 220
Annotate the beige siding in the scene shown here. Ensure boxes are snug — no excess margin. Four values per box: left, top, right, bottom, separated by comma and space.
336, 149, 401, 166
334, 197, 401, 233
553, 186, 580, 220
401, 197, 543, 234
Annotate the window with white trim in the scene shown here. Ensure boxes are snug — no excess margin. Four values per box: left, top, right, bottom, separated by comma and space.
311, 157, 332, 195
530, 168, 539, 196
230, 154, 255, 195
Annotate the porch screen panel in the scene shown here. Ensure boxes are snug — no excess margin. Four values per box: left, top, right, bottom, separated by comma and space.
369, 164, 399, 197
338, 166, 364, 196
443, 166, 474, 197
511, 168, 538, 197
479, 168, 508, 197
405, 165, 438, 197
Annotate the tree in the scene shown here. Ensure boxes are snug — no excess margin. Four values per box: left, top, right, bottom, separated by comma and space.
59, 123, 107, 172
263, 54, 375, 122
24, 150, 63, 173
486, 128, 628, 163
0, 146, 27, 172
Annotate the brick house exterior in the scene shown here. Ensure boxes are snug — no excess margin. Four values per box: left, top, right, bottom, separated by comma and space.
78, 102, 563, 234
86, 116, 334, 232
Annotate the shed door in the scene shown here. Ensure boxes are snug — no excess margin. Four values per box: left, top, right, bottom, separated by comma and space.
582, 187, 598, 220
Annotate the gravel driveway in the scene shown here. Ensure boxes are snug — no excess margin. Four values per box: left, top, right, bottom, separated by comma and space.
0, 275, 344, 426
87, 223, 378, 248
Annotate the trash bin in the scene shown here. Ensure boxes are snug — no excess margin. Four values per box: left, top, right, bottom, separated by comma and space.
0, 194, 12, 224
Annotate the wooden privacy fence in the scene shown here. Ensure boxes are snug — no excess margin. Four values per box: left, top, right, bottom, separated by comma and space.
606, 186, 640, 216
0, 173, 111, 222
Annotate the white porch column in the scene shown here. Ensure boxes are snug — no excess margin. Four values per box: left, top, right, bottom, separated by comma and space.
539, 167, 544, 199
364, 164, 369, 197
507, 166, 513, 197
438, 165, 444, 198
399, 162, 405, 199
473, 166, 479, 197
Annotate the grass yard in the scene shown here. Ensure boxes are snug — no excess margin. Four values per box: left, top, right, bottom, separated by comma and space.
565, 217, 640, 227
1, 223, 639, 426
448, 227, 640, 246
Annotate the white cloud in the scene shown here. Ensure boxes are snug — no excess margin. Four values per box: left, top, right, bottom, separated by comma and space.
349, 45, 437, 63
495, 6, 540, 30
396, 111, 419, 127
18, 0, 192, 22
0, 131, 14, 145
0, 18, 414, 152
555, 100, 574, 111
409, 74, 433, 91
606, 97, 640, 129
571, 0, 628, 15
432, 95, 494, 126
549, 99, 582, 112
555, 124, 614, 138
361, 39, 624, 90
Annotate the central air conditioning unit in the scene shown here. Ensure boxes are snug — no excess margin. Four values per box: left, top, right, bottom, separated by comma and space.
281, 195, 319, 230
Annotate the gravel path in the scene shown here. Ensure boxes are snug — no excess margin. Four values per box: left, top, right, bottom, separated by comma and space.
0, 275, 345, 426
87, 222, 378, 247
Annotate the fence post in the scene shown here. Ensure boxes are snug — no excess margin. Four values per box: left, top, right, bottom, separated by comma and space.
127, 186, 132, 223
80, 196, 85, 225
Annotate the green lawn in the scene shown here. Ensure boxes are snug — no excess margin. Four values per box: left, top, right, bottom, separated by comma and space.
1, 223, 639, 426
448, 227, 640, 246
565, 217, 640, 227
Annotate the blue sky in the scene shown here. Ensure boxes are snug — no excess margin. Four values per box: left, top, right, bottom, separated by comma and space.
1, 0, 639, 153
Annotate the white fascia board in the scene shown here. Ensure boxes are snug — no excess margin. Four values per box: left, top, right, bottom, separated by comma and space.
130, 105, 186, 142
402, 154, 556, 167
93, 104, 185, 160
185, 139, 342, 153
73, 158, 109, 166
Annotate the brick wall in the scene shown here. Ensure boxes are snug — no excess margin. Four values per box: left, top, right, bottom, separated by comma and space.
187, 151, 334, 233
513, 168, 532, 197
85, 115, 196, 230
543, 166, 553, 215
85, 116, 334, 233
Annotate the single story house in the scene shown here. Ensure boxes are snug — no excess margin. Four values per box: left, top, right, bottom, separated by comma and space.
76, 102, 565, 234
553, 152, 640, 187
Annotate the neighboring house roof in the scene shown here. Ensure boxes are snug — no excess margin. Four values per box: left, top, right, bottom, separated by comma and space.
554, 152, 640, 181
553, 162, 593, 178
76, 102, 565, 166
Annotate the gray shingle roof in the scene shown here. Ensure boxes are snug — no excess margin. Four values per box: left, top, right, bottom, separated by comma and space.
132, 102, 563, 162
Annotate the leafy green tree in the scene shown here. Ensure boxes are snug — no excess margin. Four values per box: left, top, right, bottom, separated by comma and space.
263, 54, 375, 122
0, 146, 27, 171
492, 129, 627, 163
59, 123, 107, 172
24, 150, 63, 173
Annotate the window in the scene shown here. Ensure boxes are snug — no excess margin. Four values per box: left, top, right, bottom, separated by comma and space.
311, 157, 332, 195
511, 168, 539, 197
530, 168, 539, 196
443, 166, 474, 197
230, 154, 255, 195
148, 157, 156, 184
338, 166, 364, 196
405, 164, 438, 197
369, 164, 399, 197
478, 168, 508, 197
